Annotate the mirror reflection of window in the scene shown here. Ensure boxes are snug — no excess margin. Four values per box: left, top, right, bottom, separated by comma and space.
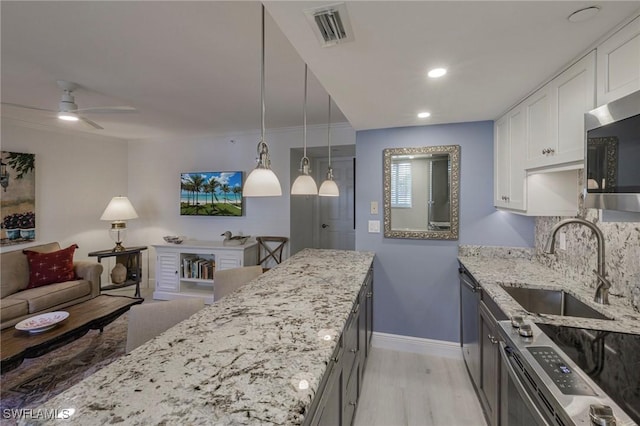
391, 161, 412, 208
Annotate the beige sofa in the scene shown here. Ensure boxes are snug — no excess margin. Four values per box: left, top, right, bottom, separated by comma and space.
1, 242, 103, 330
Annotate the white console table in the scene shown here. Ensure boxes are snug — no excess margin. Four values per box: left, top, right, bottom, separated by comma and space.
152, 240, 258, 304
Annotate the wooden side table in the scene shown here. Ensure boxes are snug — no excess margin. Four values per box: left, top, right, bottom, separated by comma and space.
88, 246, 147, 297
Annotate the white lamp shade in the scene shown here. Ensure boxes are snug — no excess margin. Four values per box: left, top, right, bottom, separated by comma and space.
319, 179, 339, 197
291, 174, 318, 195
100, 196, 139, 221
244, 168, 282, 197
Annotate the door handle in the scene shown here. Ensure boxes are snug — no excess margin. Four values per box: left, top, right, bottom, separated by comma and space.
321, 224, 329, 229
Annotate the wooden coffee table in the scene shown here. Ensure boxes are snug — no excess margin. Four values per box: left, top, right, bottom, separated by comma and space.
1, 294, 143, 374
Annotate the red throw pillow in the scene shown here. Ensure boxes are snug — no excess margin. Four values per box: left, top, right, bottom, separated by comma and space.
24, 244, 78, 289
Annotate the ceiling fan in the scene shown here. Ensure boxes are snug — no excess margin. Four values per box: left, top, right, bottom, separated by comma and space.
1, 80, 136, 130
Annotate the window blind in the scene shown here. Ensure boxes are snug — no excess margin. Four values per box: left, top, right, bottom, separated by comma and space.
391, 161, 412, 208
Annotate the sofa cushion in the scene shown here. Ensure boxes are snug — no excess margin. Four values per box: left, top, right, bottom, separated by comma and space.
0, 298, 29, 323
24, 244, 78, 289
10, 279, 91, 313
0, 242, 61, 298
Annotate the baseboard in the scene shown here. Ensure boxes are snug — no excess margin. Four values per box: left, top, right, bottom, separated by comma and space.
372, 332, 462, 360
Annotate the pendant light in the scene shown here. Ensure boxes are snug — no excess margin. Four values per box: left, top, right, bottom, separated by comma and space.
291, 64, 318, 195
319, 95, 339, 197
244, 5, 282, 197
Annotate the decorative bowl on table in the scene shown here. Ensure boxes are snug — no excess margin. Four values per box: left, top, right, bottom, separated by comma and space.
15, 311, 69, 333
163, 236, 185, 244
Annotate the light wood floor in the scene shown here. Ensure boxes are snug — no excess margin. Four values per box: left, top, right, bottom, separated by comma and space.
354, 347, 487, 426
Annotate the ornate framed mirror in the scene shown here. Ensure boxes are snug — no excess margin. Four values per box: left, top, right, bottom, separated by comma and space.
383, 145, 460, 240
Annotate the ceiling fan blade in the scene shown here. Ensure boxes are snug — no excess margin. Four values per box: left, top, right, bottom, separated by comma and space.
79, 116, 104, 130
74, 106, 136, 114
1, 102, 54, 113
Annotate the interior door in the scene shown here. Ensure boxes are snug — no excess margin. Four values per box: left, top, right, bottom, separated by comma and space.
317, 157, 355, 250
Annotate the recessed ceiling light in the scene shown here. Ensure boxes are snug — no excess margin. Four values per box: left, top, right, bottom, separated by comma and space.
417, 112, 431, 118
427, 68, 447, 78
568, 6, 600, 23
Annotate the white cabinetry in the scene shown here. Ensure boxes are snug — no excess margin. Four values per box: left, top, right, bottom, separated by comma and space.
153, 241, 258, 304
495, 52, 595, 216
597, 15, 640, 106
526, 52, 595, 170
494, 107, 526, 210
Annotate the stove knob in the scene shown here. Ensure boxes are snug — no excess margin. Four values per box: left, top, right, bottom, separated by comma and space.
511, 316, 524, 328
589, 404, 616, 426
518, 324, 533, 337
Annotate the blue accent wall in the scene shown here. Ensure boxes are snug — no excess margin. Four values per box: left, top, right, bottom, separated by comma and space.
355, 121, 535, 342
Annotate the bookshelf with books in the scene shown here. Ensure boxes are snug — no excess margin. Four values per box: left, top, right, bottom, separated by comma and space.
153, 240, 258, 304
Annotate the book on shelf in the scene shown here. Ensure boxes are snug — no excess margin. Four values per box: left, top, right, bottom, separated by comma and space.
181, 255, 215, 280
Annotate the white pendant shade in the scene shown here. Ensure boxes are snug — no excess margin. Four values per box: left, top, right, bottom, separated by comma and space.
319, 179, 339, 197
291, 174, 318, 195
244, 5, 282, 198
244, 167, 282, 197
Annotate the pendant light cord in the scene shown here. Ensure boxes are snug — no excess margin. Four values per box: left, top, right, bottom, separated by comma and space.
303, 64, 308, 159
327, 95, 332, 167
261, 5, 266, 144
260, 5, 265, 142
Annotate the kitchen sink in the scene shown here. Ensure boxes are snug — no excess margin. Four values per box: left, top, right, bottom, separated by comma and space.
500, 286, 613, 320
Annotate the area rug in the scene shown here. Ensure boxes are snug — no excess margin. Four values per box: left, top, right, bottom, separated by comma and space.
1, 313, 128, 415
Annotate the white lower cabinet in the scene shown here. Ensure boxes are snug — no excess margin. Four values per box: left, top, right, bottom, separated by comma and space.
597, 15, 640, 106
153, 241, 258, 304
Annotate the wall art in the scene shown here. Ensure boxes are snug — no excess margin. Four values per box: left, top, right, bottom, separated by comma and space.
180, 171, 243, 216
1, 151, 36, 246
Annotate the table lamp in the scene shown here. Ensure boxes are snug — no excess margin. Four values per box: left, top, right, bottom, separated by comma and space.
100, 196, 138, 252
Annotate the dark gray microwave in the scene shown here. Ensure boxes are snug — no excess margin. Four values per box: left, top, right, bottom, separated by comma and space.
584, 89, 640, 213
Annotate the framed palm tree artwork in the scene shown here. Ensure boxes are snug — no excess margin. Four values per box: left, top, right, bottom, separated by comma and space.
180, 171, 244, 216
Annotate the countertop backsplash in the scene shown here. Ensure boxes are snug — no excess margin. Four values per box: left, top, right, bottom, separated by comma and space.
534, 171, 640, 310
457, 245, 534, 259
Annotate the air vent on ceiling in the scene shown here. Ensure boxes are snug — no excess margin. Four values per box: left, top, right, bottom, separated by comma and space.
305, 3, 355, 47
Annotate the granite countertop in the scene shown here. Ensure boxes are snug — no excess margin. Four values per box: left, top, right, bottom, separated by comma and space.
458, 247, 639, 335
31, 249, 375, 425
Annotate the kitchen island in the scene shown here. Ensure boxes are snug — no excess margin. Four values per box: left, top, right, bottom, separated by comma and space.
29, 248, 375, 425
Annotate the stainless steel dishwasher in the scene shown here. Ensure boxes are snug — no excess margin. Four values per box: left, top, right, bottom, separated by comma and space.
459, 262, 481, 390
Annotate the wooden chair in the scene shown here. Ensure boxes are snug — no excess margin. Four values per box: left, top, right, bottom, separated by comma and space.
256, 236, 289, 270
213, 265, 263, 301
125, 298, 205, 353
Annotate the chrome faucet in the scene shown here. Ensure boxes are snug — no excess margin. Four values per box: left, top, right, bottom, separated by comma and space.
543, 218, 611, 304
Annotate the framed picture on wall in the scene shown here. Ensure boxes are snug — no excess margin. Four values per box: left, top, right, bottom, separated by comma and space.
180, 171, 244, 216
1, 151, 36, 246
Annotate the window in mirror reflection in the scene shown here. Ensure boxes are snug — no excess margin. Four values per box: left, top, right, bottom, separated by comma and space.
391, 160, 412, 208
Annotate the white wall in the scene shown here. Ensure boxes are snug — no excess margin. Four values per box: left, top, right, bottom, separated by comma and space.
1, 119, 129, 260
126, 122, 355, 283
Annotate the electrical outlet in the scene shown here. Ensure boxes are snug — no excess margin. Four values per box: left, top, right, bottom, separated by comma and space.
370, 201, 378, 215
559, 232, 567, 250
368, 220, 380, 233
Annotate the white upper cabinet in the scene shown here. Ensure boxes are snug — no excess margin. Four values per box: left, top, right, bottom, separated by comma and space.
597, 15, 640, 106
525, 51, 595, 170
494, 106, 526, 211
524, 87, 552, 168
